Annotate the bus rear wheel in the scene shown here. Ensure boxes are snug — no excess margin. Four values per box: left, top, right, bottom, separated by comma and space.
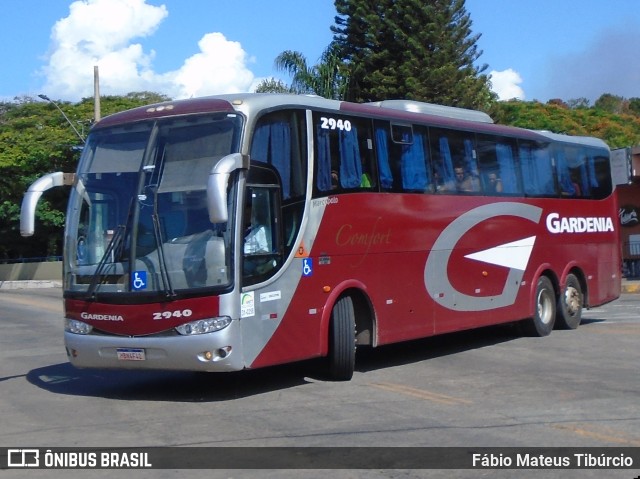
523, 276, 556, 337
556, 273, 582, 330
327, 296, 356, 381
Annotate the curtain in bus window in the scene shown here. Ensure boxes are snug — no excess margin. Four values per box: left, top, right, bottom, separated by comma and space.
376, 127, 393, 189
536, 147, 555, 195
159, 126, 224, 193
251, 123, 270, 159
88, 138, 147, 174
463, 139, 479, 177
250, 122, 292, 199
577, 153, 591, 196
401, 133, 428, 191
316, 125, 332, 191
586, 151, 599, 189
520, 144, 555, 196
270, 122, 291, 198
495, 143, 518, 193
555, 148, 577, 195
519, 144, 536, 195
339, 127, 362, 188
438, 137, 455, 186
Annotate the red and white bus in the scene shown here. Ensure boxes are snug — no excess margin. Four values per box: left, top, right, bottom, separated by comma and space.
21, 94, 620, 380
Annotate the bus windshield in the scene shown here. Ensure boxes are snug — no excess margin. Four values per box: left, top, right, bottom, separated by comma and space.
65, 112, 243, 296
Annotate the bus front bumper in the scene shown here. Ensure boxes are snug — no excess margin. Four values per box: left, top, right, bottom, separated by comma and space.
64, 319, 244, 372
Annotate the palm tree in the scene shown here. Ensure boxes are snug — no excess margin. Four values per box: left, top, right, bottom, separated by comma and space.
255, 45, 349, 100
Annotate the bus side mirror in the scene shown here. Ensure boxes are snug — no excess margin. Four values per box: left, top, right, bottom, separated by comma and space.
20, 172, 75, 236
207, 153, 248, 223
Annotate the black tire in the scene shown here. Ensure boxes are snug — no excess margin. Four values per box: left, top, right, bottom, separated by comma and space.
523, 276, 556, 337
556, 273, 583, 330
327, 296, 356, 381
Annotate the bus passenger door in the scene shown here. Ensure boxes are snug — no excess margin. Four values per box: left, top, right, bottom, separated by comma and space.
241, 164, 283, 286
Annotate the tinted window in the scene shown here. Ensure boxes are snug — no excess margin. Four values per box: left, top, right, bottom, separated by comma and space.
314, 113, 375, 193
430, 128, 480, 194
477, 135, 522, 195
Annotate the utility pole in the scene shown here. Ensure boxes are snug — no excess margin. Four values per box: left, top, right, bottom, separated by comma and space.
94, 65, 101, 122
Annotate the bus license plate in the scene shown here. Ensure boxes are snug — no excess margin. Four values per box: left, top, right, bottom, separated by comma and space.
116, 348, 146, 361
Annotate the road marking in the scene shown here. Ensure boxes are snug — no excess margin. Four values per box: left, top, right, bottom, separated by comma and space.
369, 382, 472, 405
552, 423, 640, 446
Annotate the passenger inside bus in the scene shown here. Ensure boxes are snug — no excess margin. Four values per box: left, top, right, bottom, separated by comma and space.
455, 166, 480, 192
484, 172, 503, 194
243, 198, 276, 278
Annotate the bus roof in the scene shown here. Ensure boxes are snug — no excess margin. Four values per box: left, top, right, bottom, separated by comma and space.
93, 93, 607, 149
367, 99, 494, 123
531, 129, 610, 151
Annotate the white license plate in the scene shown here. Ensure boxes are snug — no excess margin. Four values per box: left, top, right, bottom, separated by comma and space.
116, 348, 146, 361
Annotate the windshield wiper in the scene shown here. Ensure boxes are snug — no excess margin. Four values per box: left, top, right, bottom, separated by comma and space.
151, 210, 176, 298
87, 224, 125, 299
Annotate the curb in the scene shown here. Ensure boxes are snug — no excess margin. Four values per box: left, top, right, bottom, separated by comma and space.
0, 280, 62, 290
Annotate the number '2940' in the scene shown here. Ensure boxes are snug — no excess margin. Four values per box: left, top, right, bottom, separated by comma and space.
153, 309, 193, 320
320, 117, 352, 131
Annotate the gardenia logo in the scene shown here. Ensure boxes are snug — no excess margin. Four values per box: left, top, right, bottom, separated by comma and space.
80, 312, 124, 321
546, 213, 614, 234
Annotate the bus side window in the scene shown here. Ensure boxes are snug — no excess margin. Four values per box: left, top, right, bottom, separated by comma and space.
314, 114, 375, 193
477, 135, 521, 195
251, 110, 306, 258
558, 146, 592, 198
430, 129, 479, 193
588, 151, 613, 199
375, 122, 394, 190
242, 178, 283, 285
250, 110, 307, 201
397, 126, 431, 193
519, 141, 555, 196
555, 146, 579, 196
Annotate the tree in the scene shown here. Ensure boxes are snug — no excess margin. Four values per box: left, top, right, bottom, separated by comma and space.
492, 99, 640, 149
594, 93, 625, 114
331, 0, 495, 109
255, 78, 295, 94
627, 97, 640, 117
567, 97, 590, 109
0, 93, 170, 260
256, 45, 348, 100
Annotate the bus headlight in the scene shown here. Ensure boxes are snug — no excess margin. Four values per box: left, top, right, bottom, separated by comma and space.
175, 316, 231, 336
65, 319, 93, 335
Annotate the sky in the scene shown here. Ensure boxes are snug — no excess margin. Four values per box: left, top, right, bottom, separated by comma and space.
1, 0, 639, 104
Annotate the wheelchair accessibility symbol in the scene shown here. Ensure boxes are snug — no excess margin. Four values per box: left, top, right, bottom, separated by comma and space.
302, 258, 313, 277
131, 271, 147, 291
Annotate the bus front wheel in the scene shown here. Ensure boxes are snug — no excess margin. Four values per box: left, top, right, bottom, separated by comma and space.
523, 276, 556, 337
327, 295, 356, 381
556, 273, 582, 330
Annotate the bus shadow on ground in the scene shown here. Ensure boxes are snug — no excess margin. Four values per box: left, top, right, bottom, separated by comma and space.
353, 323, 521, 374
26, 362, 312, 402
26, 323, 524, 402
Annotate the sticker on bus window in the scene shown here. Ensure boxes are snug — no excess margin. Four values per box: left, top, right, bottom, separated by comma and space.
131, 271, 147, 291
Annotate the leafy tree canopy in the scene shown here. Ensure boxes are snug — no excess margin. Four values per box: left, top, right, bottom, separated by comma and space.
0, 92, 168, 260
331, 0, 495, 109
492, 94, 640, 149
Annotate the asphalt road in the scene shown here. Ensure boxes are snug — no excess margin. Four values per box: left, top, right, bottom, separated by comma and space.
1, 287, 639, 479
